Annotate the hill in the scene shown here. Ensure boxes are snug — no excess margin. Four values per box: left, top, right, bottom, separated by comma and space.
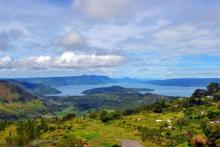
0, 80, 37, 102
0, 80, 45, 120
82, 86, 154, 95
44, 86, 163, 115
10, 80, 61, 96
0, 84, 219, 146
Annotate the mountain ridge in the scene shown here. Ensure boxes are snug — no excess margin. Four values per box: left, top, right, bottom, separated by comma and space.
0, 80, 37, 102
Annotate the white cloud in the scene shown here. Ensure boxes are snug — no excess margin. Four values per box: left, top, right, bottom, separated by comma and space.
0, 52, 124, 69
0, 56, 12, 66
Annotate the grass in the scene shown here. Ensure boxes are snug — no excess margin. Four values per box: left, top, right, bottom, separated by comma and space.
0, 99, 219, 146
0, 100, 44, 119
54, 106, 75, 118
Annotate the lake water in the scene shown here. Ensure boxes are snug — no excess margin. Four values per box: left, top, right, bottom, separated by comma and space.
53, 83, 204, 97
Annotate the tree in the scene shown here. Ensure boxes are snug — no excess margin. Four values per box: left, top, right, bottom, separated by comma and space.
123, 109, 135, 115
89, 111, 98, 119
16, 120, 38, 145
99, 111, 112, 122
153, 99, 166, 113
6, 119, 48, 145
207, 82, 219, 94
192, 89, 207, 98
62, 113, 76, 121
111, 111, 122, 120
0, 121, 7, 131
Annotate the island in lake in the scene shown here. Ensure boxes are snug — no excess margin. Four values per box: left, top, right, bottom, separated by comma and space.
82, 86, 154, 95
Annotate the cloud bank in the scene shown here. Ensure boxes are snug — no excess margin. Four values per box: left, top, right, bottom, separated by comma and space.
0, 52, 123, 69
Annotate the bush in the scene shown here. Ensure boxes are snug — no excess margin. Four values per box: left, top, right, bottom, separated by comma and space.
89, 111, 98, 119
6, 119, 48, 145
192, 134, 208, 147
62, 113, 76, 121
58, 134, 85, 147
207, 82, 219, 94
192, 89, 207, 98
99, 111, 122, 122
153, 99, 166, 113
207, 110, 220, 119
137, 126, 163, 143
176, 118, 189, 130
201, 118, 220, 146
123, 108, 135, 115
112, 111, 122, 120
0, 121, 7, 131
112, 144, 122, 147
100, 111, 113, 122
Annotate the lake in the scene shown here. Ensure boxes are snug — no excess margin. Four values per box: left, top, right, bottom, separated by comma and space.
52, 82, 204, 97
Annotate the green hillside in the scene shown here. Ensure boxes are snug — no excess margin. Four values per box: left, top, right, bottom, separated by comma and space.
0, 83, 219, 146
0, 81, 45, 120
0, 80, 37, 102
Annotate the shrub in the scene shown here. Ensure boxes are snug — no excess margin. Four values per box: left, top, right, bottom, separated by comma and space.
137, 126, 163, 143
100, 111, 113, 122
99, 110, 122, 122
192, 89, 207, 98
62, 113, 76, 121
207, 110, 220, 119
112, 144, 122, 147
153, 99, 166, 113
0, 121, 7, 131
207, 82, 219, 94
89, 111, 98, 118
192, 134, 208, 147
58, 134, 85, 147
123, 108, 135, 115
201, 118, 220, 146
176, 118, 189, 130
111, 111, 122, 120
6, 119, 48, 145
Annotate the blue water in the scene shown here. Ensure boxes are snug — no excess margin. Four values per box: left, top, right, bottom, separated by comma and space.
52, 83, 204, 97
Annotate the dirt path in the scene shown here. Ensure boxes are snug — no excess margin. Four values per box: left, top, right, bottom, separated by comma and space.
121, 140, 143, 147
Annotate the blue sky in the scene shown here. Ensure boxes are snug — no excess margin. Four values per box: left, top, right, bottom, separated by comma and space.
0, 0, 220, 79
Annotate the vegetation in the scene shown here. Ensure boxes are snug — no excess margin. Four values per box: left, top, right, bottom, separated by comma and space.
82, 86, 154, 95
0, 82, 219, 146
46, 90, 166, 114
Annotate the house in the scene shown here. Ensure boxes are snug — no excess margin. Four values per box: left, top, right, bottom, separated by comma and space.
155, 119, 163, 123
168, 126, 173, 129
200, 111, 205, 115
167, 119, 171, 123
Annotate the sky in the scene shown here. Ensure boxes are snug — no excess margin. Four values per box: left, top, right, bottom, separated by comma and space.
0, 0, 220, 79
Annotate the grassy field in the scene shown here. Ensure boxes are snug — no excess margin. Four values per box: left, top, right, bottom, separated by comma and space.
0, 88, 219, 147
0, 100, 44, 119
0, 99, 219, 146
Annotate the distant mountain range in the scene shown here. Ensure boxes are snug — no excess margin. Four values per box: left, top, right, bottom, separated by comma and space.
14, 75, 115, 87
2, 75, 220, 88
145, 78, 220, 87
